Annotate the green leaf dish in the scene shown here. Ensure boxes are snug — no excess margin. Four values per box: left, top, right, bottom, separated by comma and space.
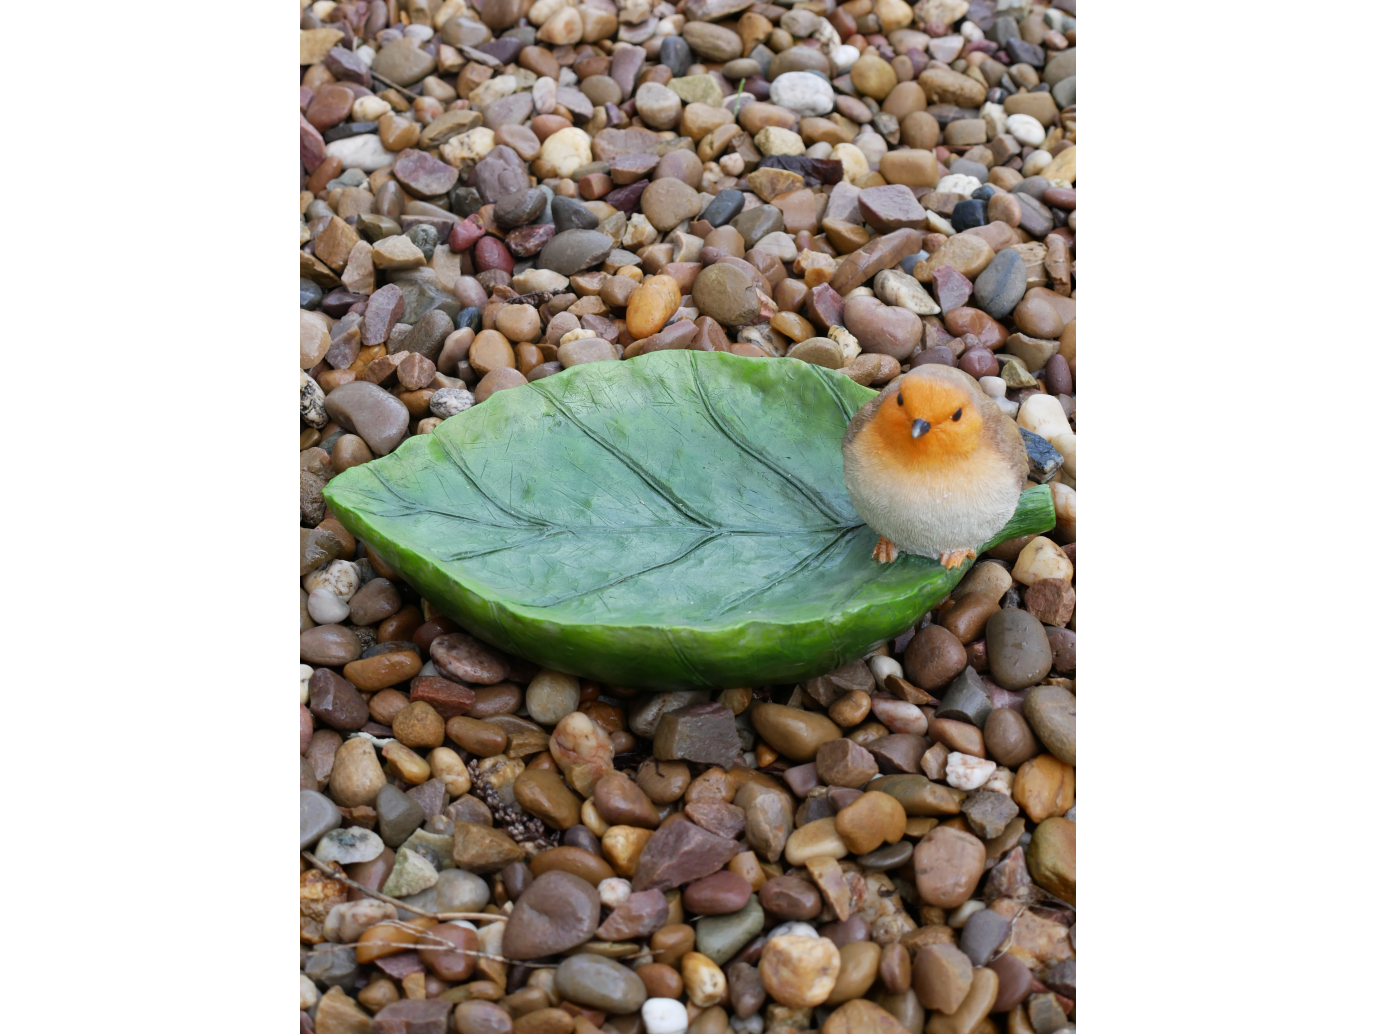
323, 350, 1054, 690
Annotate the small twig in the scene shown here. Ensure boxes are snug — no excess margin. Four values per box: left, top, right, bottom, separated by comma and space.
369, 69, 420, 99
302, 850, 507, 921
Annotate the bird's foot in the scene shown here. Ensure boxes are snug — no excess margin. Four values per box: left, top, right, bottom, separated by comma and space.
939, 548, 978, 570
872, 537, 898, 563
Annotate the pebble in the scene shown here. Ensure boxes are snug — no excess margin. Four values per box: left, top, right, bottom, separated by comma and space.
985, 609, 1054, 689
1027, 816, 1076, 905
502, 870, 601, 960
759, 934, 841, 1007
642, 998, 689, 1034
694, 893, 765, 963
555, 953, 648, 1014
295, 6, 1081, 1022
912, 826, 986, 908
1023, 684, 1076, 765
769, 72, 836, 116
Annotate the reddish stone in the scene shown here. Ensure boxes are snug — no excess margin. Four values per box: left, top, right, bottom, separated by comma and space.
630, 819, 740, 892
805, 282, 845, 328
944, 307, 1008, 348
448, 215, 486, 251
931, 264, 972, 314
409, 676, 476, 718
301, 115, 326, 172
959, 348, 999, 379
474, 236, 514, 274
505, 223, 557, 258
393, 148, 459, 198
363, 284, 406, 347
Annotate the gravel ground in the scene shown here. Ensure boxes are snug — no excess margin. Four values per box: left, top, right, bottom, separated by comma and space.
300, 1, 1076, 1032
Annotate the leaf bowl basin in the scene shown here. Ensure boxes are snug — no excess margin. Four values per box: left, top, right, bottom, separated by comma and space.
323, 350, 1055, 690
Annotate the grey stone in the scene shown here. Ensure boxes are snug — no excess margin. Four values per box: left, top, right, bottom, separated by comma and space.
936, 667, 993, 728
700, 189, 744, 227
985, 610, 1054, 691
303, 944, 359, 989
1020, 428, 1063, 484
971, 247, 1027, 320
1042, 47, 1075, 86
1052, 75, 1075, 108
959, 907, 1011, 966
628, 691, 711, 738
555, 954, 648, 1014
538, 230, 614, 275
301, 790, 342, 850
658, 36, 691, 78
377, 783, 426, 847
960, 790, 1020, 839
730, 205, 784, 249
695, 894, 765, 964
948, 157, 989, 183
397, 309, 454, 362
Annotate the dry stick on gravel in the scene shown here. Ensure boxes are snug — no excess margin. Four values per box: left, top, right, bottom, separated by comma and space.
301, 849, 506, 922
326, 918, 654, 968
365, 70, 420, 99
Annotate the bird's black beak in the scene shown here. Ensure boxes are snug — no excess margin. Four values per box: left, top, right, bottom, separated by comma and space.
911, 418, 930, 439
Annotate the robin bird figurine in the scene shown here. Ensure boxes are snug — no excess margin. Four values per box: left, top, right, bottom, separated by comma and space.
842, 365, 1029, 569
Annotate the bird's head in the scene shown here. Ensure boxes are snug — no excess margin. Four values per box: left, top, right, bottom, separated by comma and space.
877, 370, 984, 465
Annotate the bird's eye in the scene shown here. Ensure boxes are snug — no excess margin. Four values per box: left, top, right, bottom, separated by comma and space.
896, 393, 904, 406
952, 409, 962, 421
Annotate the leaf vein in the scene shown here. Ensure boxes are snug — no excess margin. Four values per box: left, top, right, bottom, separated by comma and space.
690, 352, 850, 525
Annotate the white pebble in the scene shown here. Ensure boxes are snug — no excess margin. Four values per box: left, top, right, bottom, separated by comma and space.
599, 877, 632, 908
948, 899, 986, 929
868, 655, 902, 683
993, 396, 1020, 419
314, 559, 361, 600
730, 1016, 765, 1034
300, 973, 320, 1010
767, 922, 818, 940
961, 20, 985, 40
355, 44, 375, 67
403, 24, 434, 41
300, 664, 314, 705
829, 44, 860, 72
979, 375, 1007, 398
1022, 149, 1053, 176
308, 587, 352, 624
984, 766, 1014, 796
935, 174, 982, 197
420, 660, 438, 677
925, 210, 956, 236
945, 752, 996, 791
1006, 113, 1046, 147
980, 101, 1007, 136
642, 998, 689, 1034
1017, 393, 1073, 440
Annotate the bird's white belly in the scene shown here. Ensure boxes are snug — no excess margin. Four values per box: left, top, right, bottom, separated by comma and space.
844, 450, 1021, 559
